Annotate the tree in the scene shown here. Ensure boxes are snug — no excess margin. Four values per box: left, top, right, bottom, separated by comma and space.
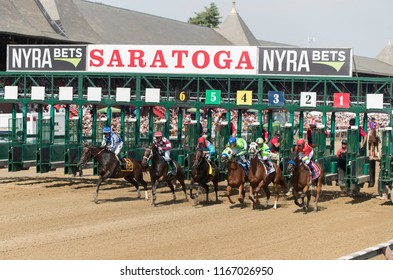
188, 3, 222, 28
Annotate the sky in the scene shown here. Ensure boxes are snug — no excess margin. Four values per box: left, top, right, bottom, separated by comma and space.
89, 0, 393, 58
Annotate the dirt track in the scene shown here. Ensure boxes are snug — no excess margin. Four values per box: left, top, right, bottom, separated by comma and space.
0, 167, 392, 260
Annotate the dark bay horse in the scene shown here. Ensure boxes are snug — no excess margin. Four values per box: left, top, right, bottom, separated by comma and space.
141, 146, 188, 207
248, 143, 287, 209
286, 151, 324, 212
190, 148, 219, 205
77, 144, 148, 203
220, 147, 246, 205
368, 127, 380, 158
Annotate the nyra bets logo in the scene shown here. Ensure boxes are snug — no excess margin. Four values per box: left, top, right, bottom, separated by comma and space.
258, 47, 352, 77
7, 45, 87, 71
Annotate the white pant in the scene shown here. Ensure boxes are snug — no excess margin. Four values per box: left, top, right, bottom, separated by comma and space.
162, 150, 171, 161
112, 142, 123, 156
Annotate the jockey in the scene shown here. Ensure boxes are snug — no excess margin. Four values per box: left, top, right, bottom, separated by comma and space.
368, 116, 378, 131
228, 136, 249, 169
295, 139, 315, 177
153, 131, 176, 175
255, 137, 272, 169
197, 136, 215, 162
101, 126, 125, 167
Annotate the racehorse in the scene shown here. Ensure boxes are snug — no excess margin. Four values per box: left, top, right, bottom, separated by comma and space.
220, 147, 246, 205
248, 143, 288, 209
368, 126, 380, 158
77, 143, 148, 203
286, 150, 324, 212
141, 145, 188, 207
190, 148, 219, 205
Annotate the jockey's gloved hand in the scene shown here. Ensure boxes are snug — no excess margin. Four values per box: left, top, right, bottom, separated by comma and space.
158, 147, 162, 152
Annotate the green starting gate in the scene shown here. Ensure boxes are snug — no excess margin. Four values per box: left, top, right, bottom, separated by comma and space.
378, 127, 393, 201
36, 117, 52, 173
64, 117, 81, 175
344, 126, 371, 195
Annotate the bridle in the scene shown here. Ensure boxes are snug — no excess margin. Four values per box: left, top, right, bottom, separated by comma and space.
78, 146, 106, 168
192, 149, 204, 168
143, 147, 153, 162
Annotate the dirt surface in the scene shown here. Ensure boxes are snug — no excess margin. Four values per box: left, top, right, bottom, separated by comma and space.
0, 167, 392, 260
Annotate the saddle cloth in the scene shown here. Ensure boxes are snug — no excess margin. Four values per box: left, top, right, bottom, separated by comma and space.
207, 161, 215, 176
122, 158, 134, 172
260, 159, 275, 175
309, 162, 321, 181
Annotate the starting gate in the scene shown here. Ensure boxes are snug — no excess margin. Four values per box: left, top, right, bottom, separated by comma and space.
378, 127, 393, 202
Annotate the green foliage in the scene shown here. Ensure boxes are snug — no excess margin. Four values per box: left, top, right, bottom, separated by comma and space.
188, 3, 222, 28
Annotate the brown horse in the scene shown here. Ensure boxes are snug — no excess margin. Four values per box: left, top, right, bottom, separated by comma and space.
220, 147, 246, 204
190, 148, 219, 205
141, 145, 188, 207
368, 127, 380, 158
286, 151, 324, 212
77, 144, 148, 203
248, 143, 287, 209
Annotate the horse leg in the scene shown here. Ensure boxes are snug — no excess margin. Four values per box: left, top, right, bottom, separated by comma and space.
167, 180, 176, 201
238, 183, 245, 204
151, 180, 159, 207
262, 185, 270, 208
248, 184, 257, 206
94, 178, 104, 203
135, 168, 149, 200
226, 185, 235, 204
189, 179, 195, 200
314, 181, 323, 212
176, 171, 188, 201
273, 181, 280, 209
125, 175, 141, 199
213, 179, 219, 202
194, 184, 201, 206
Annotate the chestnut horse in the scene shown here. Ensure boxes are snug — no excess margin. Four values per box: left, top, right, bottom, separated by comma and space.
141, 145, 188, 207
368, 126, 380, 158
77, 144, 148, 203
220, 147, 246, 204
190, 148, 219, 205
248, 143, 288, 209
286, 151, 324, 212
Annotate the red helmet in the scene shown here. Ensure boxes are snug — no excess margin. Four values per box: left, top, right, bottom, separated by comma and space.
197, 137, 205, 144
297, 139, 305, 146
154, 131, 163, 137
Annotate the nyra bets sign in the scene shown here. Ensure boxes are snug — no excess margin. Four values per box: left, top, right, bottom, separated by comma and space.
258, 47, 352, 77
87, 45, 258, 75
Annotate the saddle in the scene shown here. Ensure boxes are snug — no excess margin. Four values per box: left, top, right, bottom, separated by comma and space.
259, 159, 275, 175
121, 158, 134, 172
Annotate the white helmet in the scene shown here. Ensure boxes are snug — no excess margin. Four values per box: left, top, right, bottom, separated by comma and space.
256, 137, 264, 144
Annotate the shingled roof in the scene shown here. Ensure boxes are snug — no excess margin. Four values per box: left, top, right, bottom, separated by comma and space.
376, 41, 393, 66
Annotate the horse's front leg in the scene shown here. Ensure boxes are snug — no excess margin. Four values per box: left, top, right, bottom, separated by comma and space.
238, 183, 245, 204
151, 180, 159, 207
226, 185, 235, 204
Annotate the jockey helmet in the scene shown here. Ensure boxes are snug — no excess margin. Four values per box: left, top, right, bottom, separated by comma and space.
154, 131, 163, 138
297, 139, 305, 146
103, 127, 111, 133
256, 137, 264, 145
197, 137, 205, 144
371, 116, 376, 121
342, 139, 347, 145
228, 137, 236, 145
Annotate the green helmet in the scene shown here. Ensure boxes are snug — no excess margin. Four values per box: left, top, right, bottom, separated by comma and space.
256, 137, 264, 144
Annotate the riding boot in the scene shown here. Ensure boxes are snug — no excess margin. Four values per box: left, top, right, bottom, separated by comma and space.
169, 159, 177, 175
120, 157, 126, 168
308, 163, 314, 178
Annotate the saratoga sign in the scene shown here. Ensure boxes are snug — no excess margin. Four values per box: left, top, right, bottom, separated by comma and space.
7, 45, 352, 77
87, 45, 257, 75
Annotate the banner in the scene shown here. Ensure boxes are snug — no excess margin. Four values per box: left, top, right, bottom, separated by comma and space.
258, 47, 352, 77
86, 45, 258, 75
7, 45, 87, 71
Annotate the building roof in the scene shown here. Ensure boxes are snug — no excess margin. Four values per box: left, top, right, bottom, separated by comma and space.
376, 41, 393, 66
216, 2, 259, 46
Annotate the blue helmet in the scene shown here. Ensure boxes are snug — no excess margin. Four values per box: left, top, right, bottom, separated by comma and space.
103, 127, 111, 133
228, 137, 236, 145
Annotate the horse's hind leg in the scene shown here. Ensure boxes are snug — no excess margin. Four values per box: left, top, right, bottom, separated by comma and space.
167, 180, 177, 202
125, 175, 141, 199
151, 180, 159, 207
135, 170, 149, 200
176, 171, 188, 201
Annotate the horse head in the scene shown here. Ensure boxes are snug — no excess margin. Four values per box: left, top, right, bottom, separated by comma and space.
248, 142, 258, 159
192, 148, 204, 168
77, 144, 94, 170
286, 150, 301, 174
220, 147, 233, 164
141, 146, 153, 167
